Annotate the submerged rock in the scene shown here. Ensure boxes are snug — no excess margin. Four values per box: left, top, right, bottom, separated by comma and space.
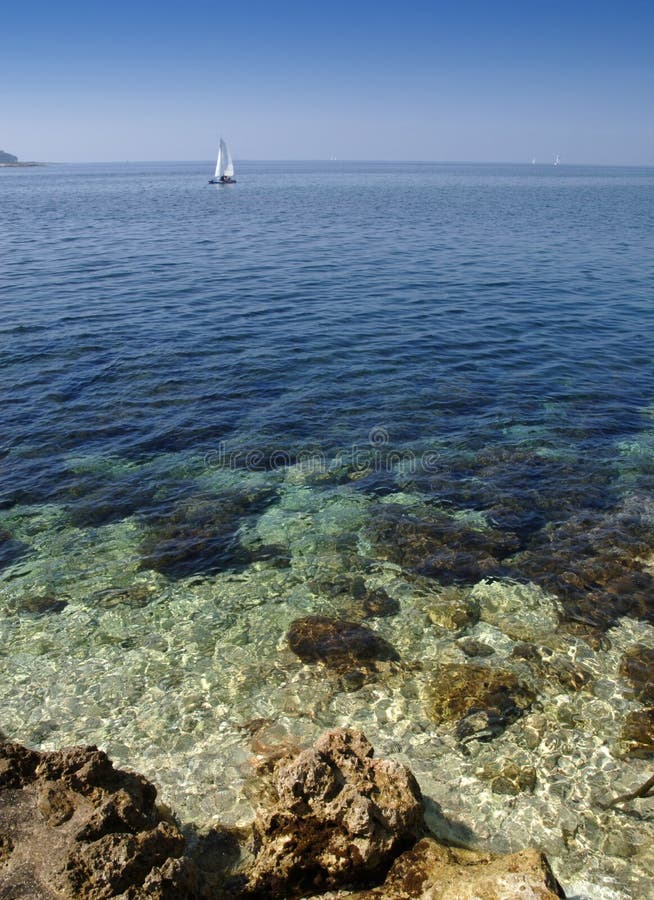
513, 509, 654, 632
510, 642, 593, 693
0, 526, 28, 572
287, 615, 399, 672
139, 488, 276, 578
477, 758, 538, 796
309, 574, 400, 620
366, 506, 520, 585
19, 593, 68, 615
620, 644, 654, 703
425, 663, 536, 741
245, 728, 424, 897
619, 707, 654, 759
458, 638, 495, 658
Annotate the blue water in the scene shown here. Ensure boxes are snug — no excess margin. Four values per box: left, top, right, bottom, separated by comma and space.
3, 162, 654, 586
2, 161, 654, 895
3, 162, 654, 499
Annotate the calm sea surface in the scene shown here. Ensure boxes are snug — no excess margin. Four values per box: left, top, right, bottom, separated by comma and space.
2, 161, 654, 896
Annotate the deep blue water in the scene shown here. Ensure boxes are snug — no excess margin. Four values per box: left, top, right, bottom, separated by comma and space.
2, 161, 654, 620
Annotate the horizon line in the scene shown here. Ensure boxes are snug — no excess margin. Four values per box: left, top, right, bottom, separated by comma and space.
19, 158, 654, 168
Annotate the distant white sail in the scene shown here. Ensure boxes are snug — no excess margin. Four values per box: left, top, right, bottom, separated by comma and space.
214, 142, 224, 178
222, 139, 234, 178
209, 137, 236, 183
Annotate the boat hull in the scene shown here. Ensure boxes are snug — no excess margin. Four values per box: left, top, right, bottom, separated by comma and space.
208, 178, 237, 184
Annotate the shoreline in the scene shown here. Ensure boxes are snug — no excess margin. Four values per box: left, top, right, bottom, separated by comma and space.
0, 728, 567, 899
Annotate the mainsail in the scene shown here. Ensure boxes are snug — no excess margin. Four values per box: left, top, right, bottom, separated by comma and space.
214, 142, 223, 178
222, 139, 234, 178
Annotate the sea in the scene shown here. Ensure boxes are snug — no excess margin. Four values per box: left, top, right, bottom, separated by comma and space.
1, 160, 654, 897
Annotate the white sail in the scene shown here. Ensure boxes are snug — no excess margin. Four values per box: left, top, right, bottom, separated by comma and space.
222, 139, 234, 178
214, 142, 223, 178
210, 137, 235, 182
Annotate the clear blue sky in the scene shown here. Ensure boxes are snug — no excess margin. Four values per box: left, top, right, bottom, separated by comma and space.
2, 0, 653, 164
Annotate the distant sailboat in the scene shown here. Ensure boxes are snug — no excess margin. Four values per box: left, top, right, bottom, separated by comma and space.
531, 158, 536, 165
554, 154, 560, 167
209, 138, 236, 184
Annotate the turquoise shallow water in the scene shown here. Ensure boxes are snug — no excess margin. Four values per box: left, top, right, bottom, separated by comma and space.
1, 161, 654, 897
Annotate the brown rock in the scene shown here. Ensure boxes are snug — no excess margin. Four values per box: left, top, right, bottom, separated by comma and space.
245, 728, 424, 897
620, 644, 654, 703
287, 616, 399, 672
619, 707, 654, 759
366, 507, 520, 585
0, 742, 185, 899
425, 664, 535, 741
347, 837, 565, 899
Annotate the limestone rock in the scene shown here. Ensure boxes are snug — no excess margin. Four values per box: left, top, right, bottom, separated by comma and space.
345, 836, 565, 899
245, 728, 424, 897
0, 742, 185, 898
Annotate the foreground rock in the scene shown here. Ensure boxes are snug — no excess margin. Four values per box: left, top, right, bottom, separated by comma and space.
1, 730, 565, 899
0, 742, 189, 898
339, 838, 565, 899
244, 728, 424, 897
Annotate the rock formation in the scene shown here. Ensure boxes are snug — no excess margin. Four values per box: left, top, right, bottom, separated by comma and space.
335, 838, 565, 899
0, 729, 566, 899
244, 728, 424, 896
0, 150, 18, 164
0, 741, 189, 898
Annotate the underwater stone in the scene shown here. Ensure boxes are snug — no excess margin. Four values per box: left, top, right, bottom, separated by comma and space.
425, 664, 535, 739
478, 759, 538, 796
309, 574, 400, 620
365, 506, 520, 585
510, 643, 593, 693
620, 644, 654, 703
139, 487, 276, 578
20, 593, 68, 615
619, 707, 654, 759
458, 638, 495, 657
0, 526, 28, 572
287, 615, 400, 671
420, 588, 478, 632
473, 580, 561, 642
513, 508, 654, 632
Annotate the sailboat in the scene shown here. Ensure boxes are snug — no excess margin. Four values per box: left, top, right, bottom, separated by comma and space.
554, 154, 560, 167
209, 138, 236, 184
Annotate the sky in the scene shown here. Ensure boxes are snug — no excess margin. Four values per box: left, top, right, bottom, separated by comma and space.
1, 0, 653, 164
